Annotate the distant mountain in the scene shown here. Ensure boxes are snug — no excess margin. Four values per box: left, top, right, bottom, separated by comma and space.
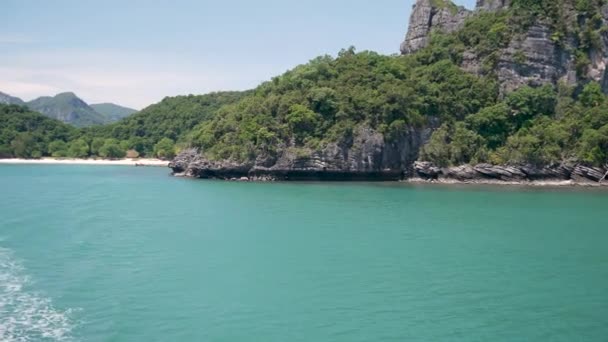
0, 91, 25, 106
0, 91, 138, 127
90, 103, 137, 122
26, 92, 109, 128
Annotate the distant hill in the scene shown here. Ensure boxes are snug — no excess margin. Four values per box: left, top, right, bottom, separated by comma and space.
84, 91, 249, 154
0, 91, 25, 106
0, 91, 247, 159
26, 92, 109, 128
90, 103, 137, 122
0, 91, 138, 127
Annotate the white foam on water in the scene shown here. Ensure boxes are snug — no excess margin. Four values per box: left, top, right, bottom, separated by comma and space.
0, 248, 74, 341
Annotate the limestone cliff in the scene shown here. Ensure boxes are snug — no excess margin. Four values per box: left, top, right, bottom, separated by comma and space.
401, 0, 608, 93
171, 124, 434, 181
400, 0, 512, 55
400, 0, 471, 54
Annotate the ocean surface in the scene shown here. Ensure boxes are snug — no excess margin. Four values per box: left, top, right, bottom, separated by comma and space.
0, 164, 607, 341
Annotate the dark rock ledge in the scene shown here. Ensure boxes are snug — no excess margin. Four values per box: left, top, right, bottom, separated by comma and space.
169, 149, 404, 182
413, 161, 608, 186
169, 149, 607, 186
169, 124, 431, 182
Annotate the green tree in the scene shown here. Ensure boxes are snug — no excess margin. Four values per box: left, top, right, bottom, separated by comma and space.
49, 140, 69, 157
67, 139, 90, 158
286, 104, 321, 145
450, 123, 487, 165
98, 139, 126, 159
505, 85, 557, 128
465, 103, 512, 149
420, 124, 451, 167
90, 137, 106, 156
154, 138, 176, 160
0, 144, 12, 158
578, 125, 608, 166
579, 82, 604, 108
11, 133, 41, 158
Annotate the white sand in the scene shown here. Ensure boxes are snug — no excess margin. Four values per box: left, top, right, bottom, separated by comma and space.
0, 158, 169, 167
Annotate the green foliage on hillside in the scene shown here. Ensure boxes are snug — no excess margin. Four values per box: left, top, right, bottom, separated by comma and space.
0, 91, 246, 159
421, 82, 608, 167
90, 103, 137, 122
0, 105, 77, 158
188, 48, 497, 162
82, 91, 247, 156
409, 1, 608, 168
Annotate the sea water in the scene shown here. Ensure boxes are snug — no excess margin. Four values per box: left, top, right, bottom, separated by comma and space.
0, 165, 606, 341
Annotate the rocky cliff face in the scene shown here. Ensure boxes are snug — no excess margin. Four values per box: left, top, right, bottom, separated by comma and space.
402, 0, 608, 93
595, 4, 608, 91
400, 0, 471, 54
400, 0, 512, 55
170, 124, 434, 181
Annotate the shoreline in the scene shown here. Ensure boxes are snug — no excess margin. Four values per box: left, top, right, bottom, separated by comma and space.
4, 157, 603, 187
0, 158, 169, 167
172, 173, 608, 188
406, 177, 607, 188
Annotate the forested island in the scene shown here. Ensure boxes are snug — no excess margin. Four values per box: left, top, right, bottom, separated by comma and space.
1, 0, 607, 184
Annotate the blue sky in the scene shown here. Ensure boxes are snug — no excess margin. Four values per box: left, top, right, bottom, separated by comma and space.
0, 0, 476, 108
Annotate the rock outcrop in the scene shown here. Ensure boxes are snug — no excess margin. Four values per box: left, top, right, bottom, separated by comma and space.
413, 161, 607, 185
170, 125, 434, 181
400, 0, 513, 55
400, 0, 471, 54
494, 24, 574, 94
402, 0, 608, 93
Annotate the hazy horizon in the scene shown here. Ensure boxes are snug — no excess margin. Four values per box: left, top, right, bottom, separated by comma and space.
1, 0, 476, 109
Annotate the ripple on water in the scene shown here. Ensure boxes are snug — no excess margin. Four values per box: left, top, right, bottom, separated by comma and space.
0, 248, 74, 342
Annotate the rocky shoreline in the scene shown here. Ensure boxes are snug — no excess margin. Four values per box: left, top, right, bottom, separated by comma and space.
169, 149, 607, 186
169, 149, 404, 182
169, 124, 430, 182
412, 162, 608, 187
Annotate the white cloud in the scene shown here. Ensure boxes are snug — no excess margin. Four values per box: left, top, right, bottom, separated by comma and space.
0, 49, 289, 109
0, 80, 60, 99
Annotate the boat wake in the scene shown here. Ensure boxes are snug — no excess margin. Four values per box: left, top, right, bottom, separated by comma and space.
0, 247, 74, 341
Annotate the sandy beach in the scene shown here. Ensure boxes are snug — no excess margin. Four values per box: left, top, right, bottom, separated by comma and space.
0, 158, 169, 167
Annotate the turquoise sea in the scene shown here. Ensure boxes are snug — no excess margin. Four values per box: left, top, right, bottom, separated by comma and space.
0, 164, 607, 341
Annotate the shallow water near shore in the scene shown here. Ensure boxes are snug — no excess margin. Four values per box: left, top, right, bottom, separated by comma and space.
0, 164, 607, 341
